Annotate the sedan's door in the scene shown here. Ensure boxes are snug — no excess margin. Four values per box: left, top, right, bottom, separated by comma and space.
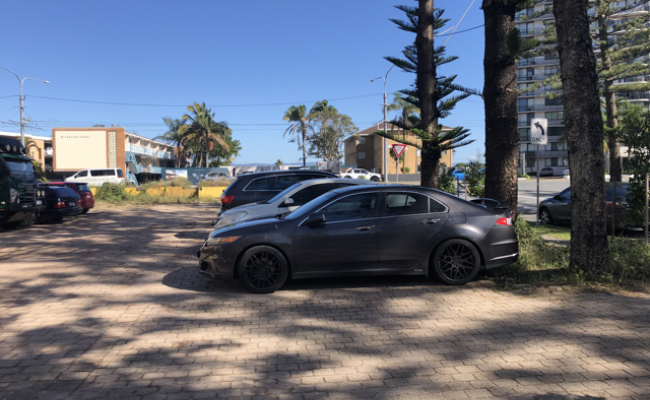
553, 188, 571, 221
293, 192, 380, 274
378, 191, 449, 270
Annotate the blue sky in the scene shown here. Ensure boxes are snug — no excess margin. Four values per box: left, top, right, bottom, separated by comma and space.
0, 0, 486, 165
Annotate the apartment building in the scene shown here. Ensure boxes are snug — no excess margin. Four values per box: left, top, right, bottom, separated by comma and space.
343, 123, 453, 175
0, 132, 52, 171
516, 0, 648, 175
52, 127, 177, 185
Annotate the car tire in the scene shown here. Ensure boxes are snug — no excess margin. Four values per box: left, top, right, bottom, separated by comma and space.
539, 208, 553, 225
431, 239, 481, 285
238, 245, 289, 294
344, 176, 352, 179
371, 177, 380, 182
82, 209, 89, 214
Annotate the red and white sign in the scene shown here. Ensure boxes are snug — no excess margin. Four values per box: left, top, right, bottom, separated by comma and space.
392, 144, 407, 158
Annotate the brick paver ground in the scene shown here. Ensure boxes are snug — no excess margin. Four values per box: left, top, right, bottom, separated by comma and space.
1, 204, 650, 399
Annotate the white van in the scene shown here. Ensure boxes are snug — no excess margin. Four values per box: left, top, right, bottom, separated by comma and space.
65, 168, 125, 186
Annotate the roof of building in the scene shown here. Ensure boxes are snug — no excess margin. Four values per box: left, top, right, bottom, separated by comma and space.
346, 123, 453, 141
0, 131, 52, 142
125, 131, 175, 149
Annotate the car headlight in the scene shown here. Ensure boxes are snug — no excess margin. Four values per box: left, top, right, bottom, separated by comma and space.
10, 188, 19, 203
208, 235, 241, 244
217, 211, 248, 226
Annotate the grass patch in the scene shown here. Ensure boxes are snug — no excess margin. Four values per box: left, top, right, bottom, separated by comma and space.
199, 178, 233, 187
485, 218, 650, 292
93, 183, 218, 205
142, 177, 193, 190
527, 221, 571, 241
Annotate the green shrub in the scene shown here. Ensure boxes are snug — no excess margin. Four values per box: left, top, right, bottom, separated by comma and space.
438, 174, 456, 195
199, 178, 233, 187
142, 177, 192, 190
609, 238, 650, 282
401, 167, 411, 173
95, 183, 132, 202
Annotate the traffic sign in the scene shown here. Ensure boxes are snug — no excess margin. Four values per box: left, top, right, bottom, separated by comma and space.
531, 118, 548, 145
392, 144, 407, 158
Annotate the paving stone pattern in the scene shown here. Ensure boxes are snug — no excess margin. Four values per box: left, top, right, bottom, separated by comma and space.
1, 205, 650, 399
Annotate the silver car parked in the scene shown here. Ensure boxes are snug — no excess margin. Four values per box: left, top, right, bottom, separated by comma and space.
214, 178, 376, 227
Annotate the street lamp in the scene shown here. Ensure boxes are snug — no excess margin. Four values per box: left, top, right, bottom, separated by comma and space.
1, 66, 50, 146
371, 65, 393, 183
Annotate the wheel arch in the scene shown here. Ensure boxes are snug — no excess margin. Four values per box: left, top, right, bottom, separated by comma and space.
233, 243, 292, 280
427, 237, 486, 275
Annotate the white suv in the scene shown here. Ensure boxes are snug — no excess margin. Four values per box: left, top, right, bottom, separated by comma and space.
340, 168, 381, 182
65, 168, 125, 186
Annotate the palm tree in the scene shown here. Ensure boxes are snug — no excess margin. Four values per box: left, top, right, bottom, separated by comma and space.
275, 159, 283, 168
309, 100, 338, 116
180, 102, 229, 168
283, 105, 310, 167
388, 92, 420, 130
155, 117, 187, 168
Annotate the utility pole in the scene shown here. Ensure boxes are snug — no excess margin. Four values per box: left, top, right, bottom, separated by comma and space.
372, 65, 393, 183
1, 66, 50, 146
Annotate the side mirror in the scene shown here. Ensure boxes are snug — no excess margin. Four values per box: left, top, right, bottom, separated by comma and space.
306, 213, 326, 227
281, 198, 295, 207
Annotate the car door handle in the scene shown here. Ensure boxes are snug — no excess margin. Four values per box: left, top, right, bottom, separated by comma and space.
422, 218, 440, 225
356, 225, 375, 231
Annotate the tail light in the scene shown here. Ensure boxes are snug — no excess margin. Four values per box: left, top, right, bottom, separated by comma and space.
221, 195, 235, 205
54, 201, 65, 208
496, 217, 512, 226
607, 201, 623, 208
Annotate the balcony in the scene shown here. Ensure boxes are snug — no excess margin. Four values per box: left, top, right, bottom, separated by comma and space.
525, 150, 569, 157
517, 74, 548, 82
140, 166, 164, 174
518, 58, 560, 67
518, 104, 564, 112
616, 91, 650, 101
548, 119, 565, 126
519, 27, 546, 36
128, 144, 175, 160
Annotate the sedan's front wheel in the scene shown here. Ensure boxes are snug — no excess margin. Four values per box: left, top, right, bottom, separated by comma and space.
539, 208, 553, 225
432, 239, 481, 285
238, 246, 288, 293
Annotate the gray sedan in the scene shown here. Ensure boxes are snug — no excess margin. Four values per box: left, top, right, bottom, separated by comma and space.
214, 178, 375, 227
198, 185, 518, 293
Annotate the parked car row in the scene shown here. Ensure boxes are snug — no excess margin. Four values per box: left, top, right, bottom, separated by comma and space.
35, 182, 95, 223
198, 171, 519, 293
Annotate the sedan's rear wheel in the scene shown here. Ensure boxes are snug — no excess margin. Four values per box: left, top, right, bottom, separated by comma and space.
432, 239, 480, 285
539, 208, 553, 225
238, 246, 288, 293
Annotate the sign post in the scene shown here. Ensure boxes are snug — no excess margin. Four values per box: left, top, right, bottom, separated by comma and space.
531, 118, 548, 226
391, 144, 407, 184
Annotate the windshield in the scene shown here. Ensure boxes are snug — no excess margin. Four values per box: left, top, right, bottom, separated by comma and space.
285, 191, 338, 220
6, 160, 35, 181
264, 182, 304, 204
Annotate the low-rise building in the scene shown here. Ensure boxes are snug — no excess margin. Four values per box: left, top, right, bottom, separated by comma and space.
343, 123, 454, 175
0, 132, 52, 172
52, 127, 177, 185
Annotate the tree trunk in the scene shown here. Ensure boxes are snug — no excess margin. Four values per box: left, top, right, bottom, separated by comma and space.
301, 125, 307, 167
597, 8, 622, 183
554, 0, 609, 274
417, 0, 440, 189
482, 0, 519, 218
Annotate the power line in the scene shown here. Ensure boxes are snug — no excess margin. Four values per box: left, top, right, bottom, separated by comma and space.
437, 24, 483, 37
23, 93, 385, 108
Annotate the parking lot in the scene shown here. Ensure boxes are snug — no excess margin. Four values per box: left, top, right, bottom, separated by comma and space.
2, 204, 650, 399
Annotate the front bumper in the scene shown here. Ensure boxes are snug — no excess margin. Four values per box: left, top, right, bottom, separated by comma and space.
196, 241, 241, 279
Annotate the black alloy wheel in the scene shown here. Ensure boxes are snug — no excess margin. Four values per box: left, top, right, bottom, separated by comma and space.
539, 208, 553, 225
238, 245, 288, 293
432, 239, 480, 285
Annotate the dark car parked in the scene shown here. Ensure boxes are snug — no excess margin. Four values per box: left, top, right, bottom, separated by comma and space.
37, 187, 83, 222
539, 183, 640, 232
219, 170, 337, 213
43, 182, 94, 213
199, 185, 518, 293
540, 167, 554, 177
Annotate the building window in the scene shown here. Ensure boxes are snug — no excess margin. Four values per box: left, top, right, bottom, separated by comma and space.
519, 128, 531, 142
358, 152, 366, 159
545, 158, 559, 166
358, 137, 366, 144
545, 111, 565, 121
417, 149, 422, 156
108, 131, 117, 168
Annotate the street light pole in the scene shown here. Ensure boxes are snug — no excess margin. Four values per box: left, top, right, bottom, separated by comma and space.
372, 65, 393, 183
1, 66, 50, 146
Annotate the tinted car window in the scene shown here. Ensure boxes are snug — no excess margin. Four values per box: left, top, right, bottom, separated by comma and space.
560, 188, 570, 199
52, 188, 79, 198
333, 183, 355, 189
429, 198, 447, 213
90, 169, 116, 177
300, 174, 328, 181
117, 169, 124, 178
322, 193, 377, 222
275, 175, 301, 190
385, 193, 429, 216
78, 170, 88, 177
291, 184, 333, 206
245, 177, 275, 191
606, 186, 628, 200
75, 184, 91, 193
